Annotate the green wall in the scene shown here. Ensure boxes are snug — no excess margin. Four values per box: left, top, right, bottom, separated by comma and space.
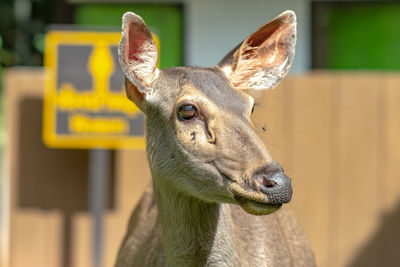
75, 4, 183, 69
320, 3, 400, 70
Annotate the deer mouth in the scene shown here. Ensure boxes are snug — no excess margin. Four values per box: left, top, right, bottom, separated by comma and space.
229, 183, 282, 215
236, 196, 282, 215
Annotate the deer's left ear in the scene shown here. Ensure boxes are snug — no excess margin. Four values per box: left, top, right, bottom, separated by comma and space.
218, 10, 296, 91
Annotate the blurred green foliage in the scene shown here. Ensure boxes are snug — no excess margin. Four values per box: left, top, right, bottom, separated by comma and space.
0, 0, 74, 67
75, 4, 183, 69
0, 1, 183, 69
0, 0, 16, 67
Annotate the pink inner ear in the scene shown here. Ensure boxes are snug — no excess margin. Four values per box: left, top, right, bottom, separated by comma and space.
248, 20, 282, 48
242, 18, 292, 62
242, 19, 292, 66
127, 22, 146, 62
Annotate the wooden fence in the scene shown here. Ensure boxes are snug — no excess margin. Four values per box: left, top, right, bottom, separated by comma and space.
254, 72, 400, 267
3, 69, 400, 267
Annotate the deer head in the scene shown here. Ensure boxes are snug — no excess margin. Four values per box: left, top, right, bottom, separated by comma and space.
118, 11, 296, 215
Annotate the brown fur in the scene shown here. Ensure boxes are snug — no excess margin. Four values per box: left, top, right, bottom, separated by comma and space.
116, 11, 316, 267
116, 185, 315, 267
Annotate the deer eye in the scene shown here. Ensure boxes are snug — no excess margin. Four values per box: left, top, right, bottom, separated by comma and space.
251, 104, 255, 114
178, 103, 198, 120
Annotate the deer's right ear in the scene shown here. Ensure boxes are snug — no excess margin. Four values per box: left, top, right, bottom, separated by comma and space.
118, 12, 159, 111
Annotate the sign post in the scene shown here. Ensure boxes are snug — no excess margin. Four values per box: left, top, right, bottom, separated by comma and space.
43, 30, 159, 267
88, 149, 109, 267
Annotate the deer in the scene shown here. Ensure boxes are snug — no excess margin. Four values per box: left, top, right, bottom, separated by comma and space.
115, 10, 315, 267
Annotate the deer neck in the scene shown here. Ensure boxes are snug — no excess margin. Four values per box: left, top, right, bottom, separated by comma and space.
146, 117, 241, 266
152, 176, 240, 267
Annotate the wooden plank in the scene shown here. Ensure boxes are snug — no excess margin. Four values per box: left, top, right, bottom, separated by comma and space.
327, 72, 341, 267
333, 73, 381, 267
4, 69, 64, 267
11, 212, 61, 267
73, 214, 91, 267
104, 149, 151, 267
341, 75, 400, 267
383, 75, 400, 209
368, 74, 400, 267
288, 73, 334, 267
252, 77, 294, 174
73, 149, 151, 267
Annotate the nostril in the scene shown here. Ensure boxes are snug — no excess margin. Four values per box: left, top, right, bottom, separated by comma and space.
254, 171, 293, 204
260, 176, 277, 188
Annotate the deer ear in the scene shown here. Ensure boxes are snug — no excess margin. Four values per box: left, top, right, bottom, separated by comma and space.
118, 12, 159, 110
218, 10, 296, 91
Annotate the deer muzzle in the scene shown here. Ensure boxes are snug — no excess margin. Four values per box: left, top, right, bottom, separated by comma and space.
229, 164, 293, 215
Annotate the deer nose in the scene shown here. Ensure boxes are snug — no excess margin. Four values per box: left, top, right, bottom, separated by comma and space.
254, 170, 293, 204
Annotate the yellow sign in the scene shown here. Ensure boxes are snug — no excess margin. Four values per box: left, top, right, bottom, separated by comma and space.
43, 30, 159, 149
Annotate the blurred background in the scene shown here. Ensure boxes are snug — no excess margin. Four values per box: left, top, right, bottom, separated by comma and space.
1, 0, 400, 266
